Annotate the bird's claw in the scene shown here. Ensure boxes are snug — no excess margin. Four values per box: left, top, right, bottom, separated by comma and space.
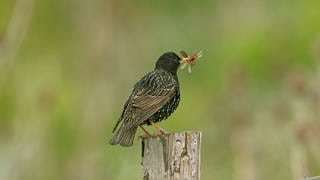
140, 134, 150, 138
158, 130, 170, 137
139, 125, 151, 137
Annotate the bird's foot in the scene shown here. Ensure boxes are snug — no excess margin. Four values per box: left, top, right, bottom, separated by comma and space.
158, 128, 169, 135
156, 129, 171, 140
139, 125, 151, 137
149, 120, 170, 136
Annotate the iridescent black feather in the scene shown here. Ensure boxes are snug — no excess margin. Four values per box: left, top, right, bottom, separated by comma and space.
110, 52, 181, 147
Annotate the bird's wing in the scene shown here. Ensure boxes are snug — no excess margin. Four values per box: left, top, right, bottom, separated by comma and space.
133, 87, 175, 110
125, 87, 175, 128
111, 100, 129, 133
121, 76, 176, 130
112, 70, 178, 132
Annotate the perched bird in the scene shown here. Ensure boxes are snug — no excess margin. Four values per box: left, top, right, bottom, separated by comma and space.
110, 52, 185, 147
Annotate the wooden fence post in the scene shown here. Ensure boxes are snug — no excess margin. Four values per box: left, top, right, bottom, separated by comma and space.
141, 131, 202, 180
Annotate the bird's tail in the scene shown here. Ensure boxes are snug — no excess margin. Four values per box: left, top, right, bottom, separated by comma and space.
109, 126, 138, 147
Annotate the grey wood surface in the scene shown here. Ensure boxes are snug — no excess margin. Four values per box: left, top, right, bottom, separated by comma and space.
141, 131, 202, 180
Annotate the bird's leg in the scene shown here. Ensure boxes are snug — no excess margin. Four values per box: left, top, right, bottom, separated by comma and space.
139, 125, 151, 137
149, 120, 169, 135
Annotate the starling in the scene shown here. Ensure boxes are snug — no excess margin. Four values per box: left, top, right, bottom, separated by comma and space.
110, 52, 184, 147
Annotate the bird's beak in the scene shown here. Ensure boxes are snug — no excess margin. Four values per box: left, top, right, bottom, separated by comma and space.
179, 57, 189, 64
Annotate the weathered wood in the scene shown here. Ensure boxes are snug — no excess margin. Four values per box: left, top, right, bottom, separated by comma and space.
141, 131, 202, 180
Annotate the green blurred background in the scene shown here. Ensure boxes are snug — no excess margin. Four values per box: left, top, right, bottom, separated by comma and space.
1, 0, 320, 179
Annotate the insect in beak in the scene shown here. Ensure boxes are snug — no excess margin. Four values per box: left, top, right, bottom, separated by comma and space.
179, 50, 203, 73
179, 57, 189, 64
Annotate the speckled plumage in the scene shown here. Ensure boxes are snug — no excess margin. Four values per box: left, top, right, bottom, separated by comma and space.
110, 52, 181, 147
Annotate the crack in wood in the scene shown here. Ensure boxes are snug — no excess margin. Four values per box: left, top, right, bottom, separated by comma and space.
141, 131, 201, 180
160, 135, 169, 172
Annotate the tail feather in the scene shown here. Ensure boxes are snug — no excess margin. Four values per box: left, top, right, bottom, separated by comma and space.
109, 126, 138, 147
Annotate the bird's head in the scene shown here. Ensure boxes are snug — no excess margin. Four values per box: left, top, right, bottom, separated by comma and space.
155, 51, 203, 74
155, 52, 183, 75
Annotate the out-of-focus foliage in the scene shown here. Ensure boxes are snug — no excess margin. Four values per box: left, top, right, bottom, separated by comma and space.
0, 0, 320, 179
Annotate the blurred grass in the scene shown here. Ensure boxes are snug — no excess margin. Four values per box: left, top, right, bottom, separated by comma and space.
1, 0, 320, 179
